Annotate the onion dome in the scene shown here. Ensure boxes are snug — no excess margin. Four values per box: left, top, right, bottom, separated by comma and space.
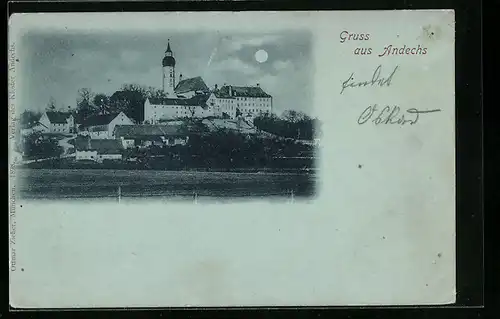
162, 41, 175, 67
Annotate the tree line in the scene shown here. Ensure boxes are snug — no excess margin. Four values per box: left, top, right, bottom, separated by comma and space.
19, 133, 63, 160
18, 84, 169, 128
253, 110, 321, 141
126, 124, 316, 170
75, 84, 168, 124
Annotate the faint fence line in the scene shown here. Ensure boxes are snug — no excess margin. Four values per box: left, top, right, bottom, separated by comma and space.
114, 185, 297, 203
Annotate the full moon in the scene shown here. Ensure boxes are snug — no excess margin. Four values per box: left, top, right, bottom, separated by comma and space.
255, 49, 268, 63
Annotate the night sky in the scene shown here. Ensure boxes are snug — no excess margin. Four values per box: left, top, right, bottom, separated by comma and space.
18, 30, 313, 116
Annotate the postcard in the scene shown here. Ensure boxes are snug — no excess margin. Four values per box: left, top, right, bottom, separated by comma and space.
8, 10, 455, 308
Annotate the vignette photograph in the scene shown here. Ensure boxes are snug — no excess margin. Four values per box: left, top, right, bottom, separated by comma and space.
11, 28, 320, 204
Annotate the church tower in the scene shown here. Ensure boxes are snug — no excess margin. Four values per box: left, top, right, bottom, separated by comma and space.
162, 40, 176, 96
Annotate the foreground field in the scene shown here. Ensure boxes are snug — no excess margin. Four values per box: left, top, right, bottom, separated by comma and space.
15, 169, 317, 200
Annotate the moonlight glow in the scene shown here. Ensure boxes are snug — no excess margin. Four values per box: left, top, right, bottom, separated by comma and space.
255, 49, 268, 63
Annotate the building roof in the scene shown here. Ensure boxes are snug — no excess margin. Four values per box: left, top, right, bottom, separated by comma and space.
174, 76, 209, 94
148, 94, 210, 108
46, 111, 72, 124
23, 120, 47, 129
82, 112, 122, 127
75, 136, 123, 154
114, 124, 185, 139
213, 91, 236, 99
215, 85, 272, 98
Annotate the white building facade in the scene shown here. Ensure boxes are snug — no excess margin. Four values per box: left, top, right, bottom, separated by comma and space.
38, 111, 75, 134
81, 112, 134, 139
144, 95, 213, 124
75, 150, 98, 161
74, 138, 123, 162
207, 91, 236, 119
209, 85, 272, 120
114, 124, 190, 148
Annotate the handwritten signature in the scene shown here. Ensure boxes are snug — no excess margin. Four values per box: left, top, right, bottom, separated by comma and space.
357, 105, 441, 126
340, 65, 399, 95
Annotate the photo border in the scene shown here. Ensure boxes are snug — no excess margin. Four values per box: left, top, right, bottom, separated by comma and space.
4, 0, 484, 316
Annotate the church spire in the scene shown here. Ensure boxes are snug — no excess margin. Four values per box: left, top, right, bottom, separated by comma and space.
166, 39, 172, 54
162, 39, 176, 95
162, 39, 176, 67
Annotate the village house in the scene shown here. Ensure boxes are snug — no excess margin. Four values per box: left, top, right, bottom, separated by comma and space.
79, 112, 134, 139
38, 111, 75, 134
74, 137, 124, 162
20, 121, 49, 136
114, 124, 189, 149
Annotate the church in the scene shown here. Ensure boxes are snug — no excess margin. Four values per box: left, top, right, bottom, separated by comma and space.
144, 40, 273, 124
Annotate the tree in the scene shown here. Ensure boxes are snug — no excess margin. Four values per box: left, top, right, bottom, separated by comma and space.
77, 88, 93, 104
63, 105, 73, 113
122, 83, 146, 94
145, 87, 167, 99
282, 110, 308, 123
93, 93, 110, 115
109, 83, 147, 123
76, 88, 96, 122
253, 110, 315, 140
109, 89, 144, 123
46, 97, 57, 111
22, 132, 63, 159
19, 110, 41, 128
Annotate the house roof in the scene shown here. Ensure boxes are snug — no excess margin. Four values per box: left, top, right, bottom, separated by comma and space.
75, 137, 123, 154
148, 94, 210, 108
114, 124, 185, 139
174, 76, 209, 94
35, 121, 49, 129
74, 136, 90, 150
82, 112, 122, 127
23, 120, 46, 129
215, 85, 272, 98
46, 111, 72, 124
